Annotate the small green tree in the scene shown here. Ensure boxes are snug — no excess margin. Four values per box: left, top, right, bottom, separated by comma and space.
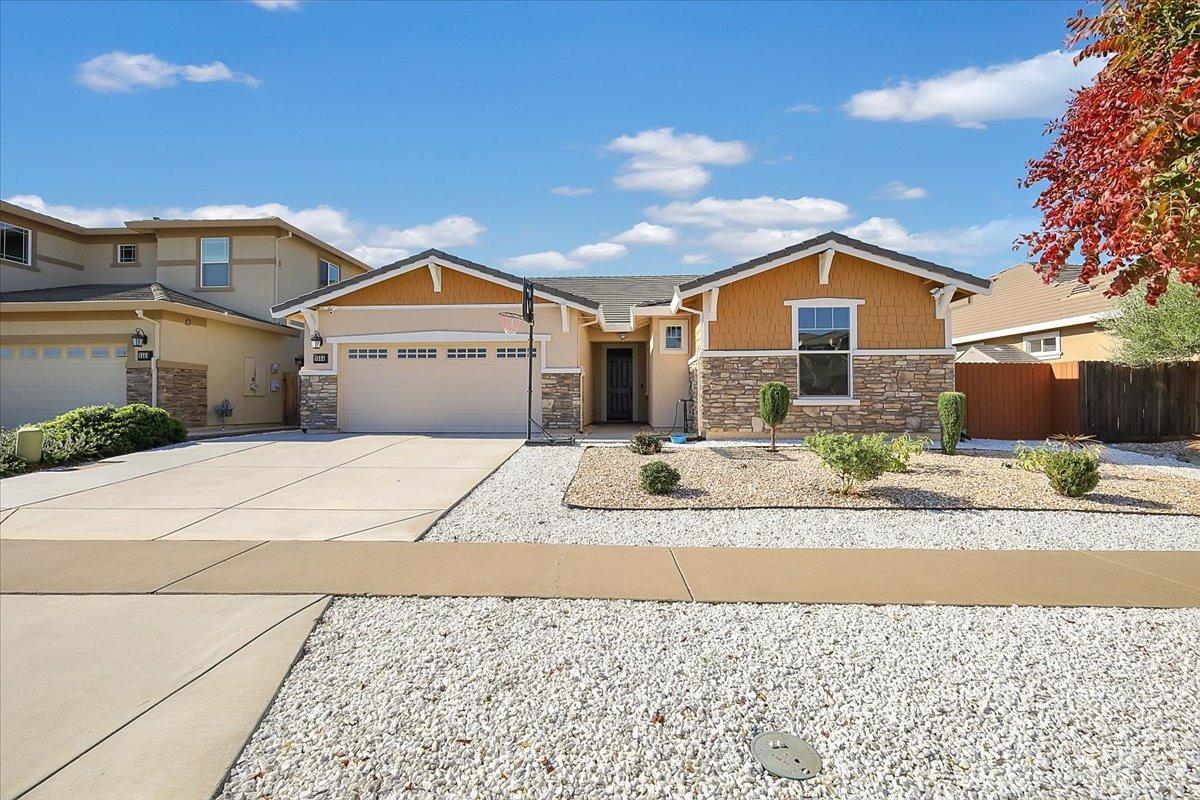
805, 432, 893, 495
1099, 279, 1200, 366
759, 382, 791, 451
938, 392, 966, 455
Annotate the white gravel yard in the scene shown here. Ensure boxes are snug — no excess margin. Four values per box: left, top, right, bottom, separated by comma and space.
427, 446, 1200, 550
220, 597, 1200, 799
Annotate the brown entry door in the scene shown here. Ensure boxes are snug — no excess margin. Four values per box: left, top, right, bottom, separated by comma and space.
606, 348, 633, 421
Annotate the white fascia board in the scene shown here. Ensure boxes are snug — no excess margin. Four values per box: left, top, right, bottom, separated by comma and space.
678, 240, 991, 301
698, 347, 955, 357
631, 305, 685, 317
326, 330, 553, 343
951, 313, 1109, 344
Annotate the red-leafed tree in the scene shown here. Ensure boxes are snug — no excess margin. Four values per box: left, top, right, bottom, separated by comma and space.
1020, 0, 1199, 304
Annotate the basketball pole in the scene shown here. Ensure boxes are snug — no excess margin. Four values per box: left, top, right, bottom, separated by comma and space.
523, 279, 534, 442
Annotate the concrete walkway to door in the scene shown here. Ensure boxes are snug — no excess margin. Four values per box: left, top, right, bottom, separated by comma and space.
0, 432, 522, 542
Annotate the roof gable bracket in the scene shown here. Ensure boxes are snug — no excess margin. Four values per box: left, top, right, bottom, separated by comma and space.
709, 287, 719, 321
301, 308, 318, 331
932, 286, 955, 320
428, 264, 442, 292
818, 248, 834, 284
560, 304, 570, 333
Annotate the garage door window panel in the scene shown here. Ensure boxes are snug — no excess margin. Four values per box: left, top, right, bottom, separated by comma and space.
497, 347, 537, 358
448, 348, 487, 359
347, 347, 388, 360
396, 348, 437, 359
42, 347, 62, 359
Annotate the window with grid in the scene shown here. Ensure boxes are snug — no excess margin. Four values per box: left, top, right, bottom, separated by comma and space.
1, 222, 31, 265
200, 237, 231, 287
117, 244, 137, 263
447, 347, 487, 359
662, 323, 684, 352
396, 348, 437, 359
496, 347, 537, 358
347, 347, 388, 360
795, 305, 853, 397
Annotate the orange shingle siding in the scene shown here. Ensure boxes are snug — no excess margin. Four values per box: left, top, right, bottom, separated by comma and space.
707, 253, 945, 350
333, 267, 531, 306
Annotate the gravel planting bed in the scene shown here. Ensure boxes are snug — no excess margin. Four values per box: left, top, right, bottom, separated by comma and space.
427, 447, 1200, 549
220, 596, 1200, 799
566, 446, 1200, 514
1115, 440, 1200, 465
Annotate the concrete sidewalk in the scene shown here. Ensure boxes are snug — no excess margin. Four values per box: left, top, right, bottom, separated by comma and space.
2, 539, 1196, 607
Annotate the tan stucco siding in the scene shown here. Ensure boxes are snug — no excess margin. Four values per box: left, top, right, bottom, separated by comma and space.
648, 317, 692, 427
706, 253, 945, 350
334, 267, 526, 306
155, 233, 279, 321
981, 323, 1114, 361
0, 212, 157, 291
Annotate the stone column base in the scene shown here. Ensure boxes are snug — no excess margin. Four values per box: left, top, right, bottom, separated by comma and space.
541, 371, 582, 431
125, 368, 152, 405
300, 374, 339, 430
157, 366, 208, 427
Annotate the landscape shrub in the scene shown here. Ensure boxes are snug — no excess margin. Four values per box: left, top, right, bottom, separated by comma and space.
1042, 448, 1101, 497
40, 428, 108, 466
111, 404, 187, 450
1013, 441, 1054, 473
886, 434, 928, 473
639, 460, 680, 495
41, 403, 184, 460
628, 431, 663, 455
758, 382, 791, 451
805, 432, 893, 494
0, 430, 23, 478
938, 392, 966, 455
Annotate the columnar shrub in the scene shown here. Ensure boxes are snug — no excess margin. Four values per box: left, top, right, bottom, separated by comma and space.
628, 431, 663, 455
758, 382, 791, 451
804, 432, 893, 494
639, 460, 681, 495
938, 392, 966, 455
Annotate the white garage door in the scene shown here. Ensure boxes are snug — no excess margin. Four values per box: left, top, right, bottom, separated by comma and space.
0, 343, 127, 428
339, 343, 538, 433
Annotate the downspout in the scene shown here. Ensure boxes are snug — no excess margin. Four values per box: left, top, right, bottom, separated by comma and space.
273, 231, 293, 306
135, 310, 161, 407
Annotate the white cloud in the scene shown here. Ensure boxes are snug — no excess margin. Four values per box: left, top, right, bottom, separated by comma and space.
844, 50, 1103, 129
682, 253, 712, 266
762, 155, 795, 166
4, 194, 482, 268
877, 181, 927, 200
607, 128, 751, 194
77, 52, 260, 93
504, 251, 584, 272
784, 103, 821, 114
704, 227, 823, 257
569, 242, 628, 262
550, 186, 594, 197
612, 221, 678, 246
249, 0, 301, 9
840, 216, 1031, 261
646, 195, 851, 229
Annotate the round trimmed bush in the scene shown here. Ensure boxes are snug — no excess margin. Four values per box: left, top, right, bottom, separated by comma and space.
639, 460, 680, 495
1042, 448, 1101, 497
628, 431, 663, 455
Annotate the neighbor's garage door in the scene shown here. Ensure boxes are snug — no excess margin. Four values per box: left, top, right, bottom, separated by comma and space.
339, 343, 536, 433
0, 343, 127, 428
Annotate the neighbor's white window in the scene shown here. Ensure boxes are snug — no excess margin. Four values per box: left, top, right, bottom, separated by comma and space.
661, 322, 685, 353
787, 299, 863, 400
1, 222, 31, 265
318, 259, 341, 287
42, 347, 62, 359
117, 244, 137, 264
200, 237, 231, 287
1023, 332, 1061, 359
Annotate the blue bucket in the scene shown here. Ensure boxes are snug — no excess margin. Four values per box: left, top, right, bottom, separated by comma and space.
670, 434, 687, 445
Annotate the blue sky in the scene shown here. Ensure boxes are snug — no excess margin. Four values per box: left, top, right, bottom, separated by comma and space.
0, 0, 1098, 279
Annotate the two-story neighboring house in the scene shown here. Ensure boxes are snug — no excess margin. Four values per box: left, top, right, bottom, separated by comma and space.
0, 201, 370, 428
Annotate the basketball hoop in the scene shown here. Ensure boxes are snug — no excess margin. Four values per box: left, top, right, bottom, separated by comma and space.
499, 310, 527, 337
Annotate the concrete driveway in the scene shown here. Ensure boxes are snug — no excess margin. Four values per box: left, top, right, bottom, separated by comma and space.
0, 432, 521, 542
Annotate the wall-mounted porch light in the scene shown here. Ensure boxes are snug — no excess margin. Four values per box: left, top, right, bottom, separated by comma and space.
310, 331, 324, 349
131, 328, 148, 348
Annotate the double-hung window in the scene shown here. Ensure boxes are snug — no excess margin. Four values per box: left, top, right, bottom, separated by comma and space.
788, 300, 861, 400
1, 222, 31, 265
200, 237, 231, 288
318, 259, 341, 287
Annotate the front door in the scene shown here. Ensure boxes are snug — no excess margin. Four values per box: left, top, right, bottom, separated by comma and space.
606, 347, 633, 422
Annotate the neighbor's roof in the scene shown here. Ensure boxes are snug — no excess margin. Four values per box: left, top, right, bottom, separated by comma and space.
954, 343, 1041, 364
0, 200, 129, 236
0, 283, 290, 332
951, 263, 1116, 343
676, 231, 991, 296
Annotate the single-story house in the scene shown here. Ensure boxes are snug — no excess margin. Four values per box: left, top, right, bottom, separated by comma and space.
951, 263, 1117, 362
274, 232, 990, 438
0, 201, 370, 428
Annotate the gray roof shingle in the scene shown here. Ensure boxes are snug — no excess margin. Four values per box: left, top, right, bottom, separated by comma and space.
0, 283, 283, 327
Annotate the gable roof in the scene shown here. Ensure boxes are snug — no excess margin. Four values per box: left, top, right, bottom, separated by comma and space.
271, 249, 602, 318
0, 282, 291, 333
954, 343, 1041, 364
951, 263, 1116, 343
535, 274, 700, 331
675, 231, 991, 298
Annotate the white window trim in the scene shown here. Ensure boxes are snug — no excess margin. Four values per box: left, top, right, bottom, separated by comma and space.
199, 236, 231, 288
785, 298, 863, 403
659, 320, 686, 354
1023, 330, 1062, 360
1, 222, 32, 266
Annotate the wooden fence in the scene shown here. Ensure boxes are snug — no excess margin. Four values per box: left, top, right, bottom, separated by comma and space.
955, 360, 1198, 442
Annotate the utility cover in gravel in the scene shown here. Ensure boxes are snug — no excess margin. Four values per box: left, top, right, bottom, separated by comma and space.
566, 447, 1200, 514
220, 597, 1199, 799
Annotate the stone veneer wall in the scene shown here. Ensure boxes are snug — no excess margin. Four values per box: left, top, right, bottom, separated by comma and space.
686, 361, 700, 434
156, 366, 208, 427
300, 374, 339, 430
125, 368, 152, 405
541, 371, 582, 431
699, 354, 954, 437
